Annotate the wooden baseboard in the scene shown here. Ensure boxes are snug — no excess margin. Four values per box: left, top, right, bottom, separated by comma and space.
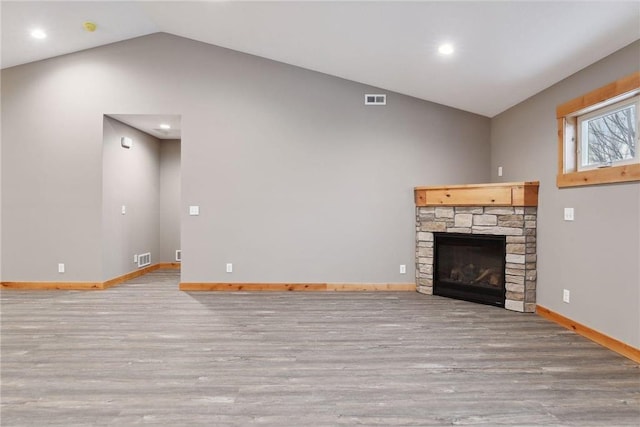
327, 283, 416, 291
1, 263, 180, 291
158, 262, 181, 270
179, 282, 416, 292
0, 281, 103, 290
537, 305, 640, 364
102, 264, 161, 289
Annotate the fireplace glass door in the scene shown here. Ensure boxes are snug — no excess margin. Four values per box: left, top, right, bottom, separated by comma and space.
434, 233, 506, 307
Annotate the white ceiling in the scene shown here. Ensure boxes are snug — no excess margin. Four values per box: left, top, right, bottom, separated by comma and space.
107, 114, 182, 140
2, 1, 639, 117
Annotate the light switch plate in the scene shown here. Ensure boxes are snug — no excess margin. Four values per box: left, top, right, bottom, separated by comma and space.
189, 206, 200, 216
226, 263, 233, 273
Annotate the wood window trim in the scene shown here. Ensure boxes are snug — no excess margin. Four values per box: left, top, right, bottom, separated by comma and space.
556, 71, 640, 188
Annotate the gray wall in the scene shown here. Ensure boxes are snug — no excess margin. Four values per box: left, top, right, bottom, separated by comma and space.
1, 58, 104, 281
159, 139, 181, 263
0, 75, 3, 281
1, 33, 490, 284
491, 40, 640, 347
102, 116, 161, 281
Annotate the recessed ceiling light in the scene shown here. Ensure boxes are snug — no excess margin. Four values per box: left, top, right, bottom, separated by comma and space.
438, 43, 454, 55
159, 124, 171, 130
30, 29, 47, 39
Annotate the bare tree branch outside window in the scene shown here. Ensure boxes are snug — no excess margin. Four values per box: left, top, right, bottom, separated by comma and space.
585, 104, 636, 165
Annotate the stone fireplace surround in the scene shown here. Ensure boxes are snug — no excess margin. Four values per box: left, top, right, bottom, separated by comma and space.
414, 182, 539, 313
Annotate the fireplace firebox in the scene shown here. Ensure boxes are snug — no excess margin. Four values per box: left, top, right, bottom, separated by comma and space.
434, 233, 506, 307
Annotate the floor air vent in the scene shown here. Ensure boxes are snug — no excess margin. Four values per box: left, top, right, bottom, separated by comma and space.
138, 252, 151, 268
365, 94, 386, 105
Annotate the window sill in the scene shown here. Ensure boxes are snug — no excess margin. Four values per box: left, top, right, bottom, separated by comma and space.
557, 163, 640, 188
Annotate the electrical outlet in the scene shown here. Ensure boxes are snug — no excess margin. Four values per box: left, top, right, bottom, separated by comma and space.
498, 166, 503, 177
400, 264, 406, 274
58, 263, 65, 273
563, 289, 570, 303
564, 208, 574, 221
134, 254, 138, 263
226, 263, 233, 273
121, 205, 126, 215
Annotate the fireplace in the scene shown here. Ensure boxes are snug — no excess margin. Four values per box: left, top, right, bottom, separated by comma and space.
434, 233, 506, 307
413, 182, 539, 312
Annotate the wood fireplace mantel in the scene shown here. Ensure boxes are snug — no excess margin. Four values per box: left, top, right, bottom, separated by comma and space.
414, 181, 539, 207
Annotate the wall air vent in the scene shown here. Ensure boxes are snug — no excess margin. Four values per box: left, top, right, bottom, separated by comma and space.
175, 250, 182, 262
138, 252, 151, 268
365, 94, 386, 105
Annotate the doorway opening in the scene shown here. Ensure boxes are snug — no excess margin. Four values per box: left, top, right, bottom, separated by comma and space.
102, 114, 182, 282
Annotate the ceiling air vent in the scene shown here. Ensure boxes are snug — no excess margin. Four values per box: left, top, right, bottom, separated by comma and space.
365, 94, 386, 105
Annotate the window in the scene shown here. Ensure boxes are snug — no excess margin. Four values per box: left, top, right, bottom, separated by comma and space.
557, 72, 640, 188
577, 96, 638, 171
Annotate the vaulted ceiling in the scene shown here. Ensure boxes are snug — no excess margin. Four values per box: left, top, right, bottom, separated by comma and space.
2, 1, 639, 117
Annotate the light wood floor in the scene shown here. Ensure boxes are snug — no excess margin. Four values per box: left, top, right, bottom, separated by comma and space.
1, 270, 638, 426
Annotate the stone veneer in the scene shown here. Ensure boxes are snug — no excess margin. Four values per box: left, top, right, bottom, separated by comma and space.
416, 206, 537, 313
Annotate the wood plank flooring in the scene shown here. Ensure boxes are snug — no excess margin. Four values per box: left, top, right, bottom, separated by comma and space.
1, 270, 638, 426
